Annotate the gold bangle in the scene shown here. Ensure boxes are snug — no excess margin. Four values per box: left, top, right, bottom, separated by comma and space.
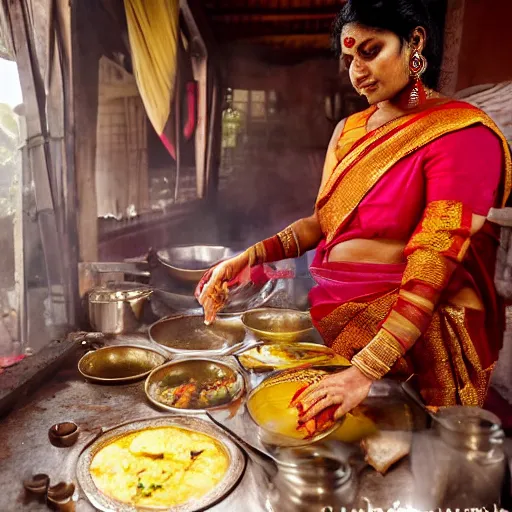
277, 226, 300, 259
291, 227, 301, 257
246, 241, 266, 266
351, 329, 404, 380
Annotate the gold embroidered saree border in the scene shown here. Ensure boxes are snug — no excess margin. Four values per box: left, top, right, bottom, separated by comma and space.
317, 101, 512, 244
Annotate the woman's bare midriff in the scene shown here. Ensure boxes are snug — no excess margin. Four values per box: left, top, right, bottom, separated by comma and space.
327, 238, 407, 264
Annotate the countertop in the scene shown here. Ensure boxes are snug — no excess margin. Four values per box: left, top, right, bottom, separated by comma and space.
0, 330, 431, 512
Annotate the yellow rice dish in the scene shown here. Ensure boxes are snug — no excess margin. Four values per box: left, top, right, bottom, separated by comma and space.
90, 426, 229, 508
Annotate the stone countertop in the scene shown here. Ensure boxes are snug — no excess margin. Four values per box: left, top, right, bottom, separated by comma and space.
0, 333, 431, 512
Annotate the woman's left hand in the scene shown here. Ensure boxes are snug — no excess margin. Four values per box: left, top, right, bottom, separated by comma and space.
292, 366, 373, 422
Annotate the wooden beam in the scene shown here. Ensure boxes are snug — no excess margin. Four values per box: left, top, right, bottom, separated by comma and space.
239, 33, 331, 49
206, 6, 343, 17
181, 0, 223, 199
71, 0, 101, 262
212, 20, 333, 40
210, 12, 338, 23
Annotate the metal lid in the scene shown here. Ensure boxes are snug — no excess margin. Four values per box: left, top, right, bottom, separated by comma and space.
436, 406, 502, 434
89, 282, 151, 303
436, 406, 504, 451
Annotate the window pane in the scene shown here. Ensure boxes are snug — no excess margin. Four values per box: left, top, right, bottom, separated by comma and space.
233, 89, 249, 102
250, 90, 265, 102
251, 101, 266, 118
0, 57, 21, 356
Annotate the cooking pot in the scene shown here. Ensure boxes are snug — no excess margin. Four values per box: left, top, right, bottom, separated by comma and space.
88, 282, 152, 334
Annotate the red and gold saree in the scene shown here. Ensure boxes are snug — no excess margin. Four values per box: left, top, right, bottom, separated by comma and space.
310, 99, 512, 407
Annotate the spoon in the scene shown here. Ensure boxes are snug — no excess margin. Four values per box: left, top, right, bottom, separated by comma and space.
400, 380, 453, 429
223, 339, 265, 357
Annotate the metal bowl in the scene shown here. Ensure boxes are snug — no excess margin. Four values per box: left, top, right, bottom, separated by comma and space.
145, 358, 245, 413
246, 368, 341, 447
149, 314, 246, 357
241, 308, 314, 343
157, 245, 237, 284
78, 345, 167, 384
76, 415, 245, 512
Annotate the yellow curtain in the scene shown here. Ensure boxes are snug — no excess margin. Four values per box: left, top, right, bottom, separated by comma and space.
123, 0, 179, 135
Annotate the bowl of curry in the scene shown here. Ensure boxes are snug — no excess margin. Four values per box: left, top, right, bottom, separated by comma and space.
145, 358, 245, 413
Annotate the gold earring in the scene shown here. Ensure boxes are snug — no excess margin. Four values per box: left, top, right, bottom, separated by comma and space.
404, 49, 428, 108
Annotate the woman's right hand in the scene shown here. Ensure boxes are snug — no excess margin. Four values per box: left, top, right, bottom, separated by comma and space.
195, 251, 250, 325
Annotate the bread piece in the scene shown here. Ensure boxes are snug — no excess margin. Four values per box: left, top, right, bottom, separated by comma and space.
360, 430, 412, 474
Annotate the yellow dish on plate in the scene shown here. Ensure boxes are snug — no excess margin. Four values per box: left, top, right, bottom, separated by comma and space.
247, 368, 338, 445
247, 368, 376, 446
238, 342, 350, 372
90, 426, 229, 508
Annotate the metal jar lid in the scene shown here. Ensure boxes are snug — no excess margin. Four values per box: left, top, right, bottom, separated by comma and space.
435, 405, 504, 452
89, 282, 152, 303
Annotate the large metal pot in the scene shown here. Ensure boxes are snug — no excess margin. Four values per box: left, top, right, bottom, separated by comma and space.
88, 282, 152, 334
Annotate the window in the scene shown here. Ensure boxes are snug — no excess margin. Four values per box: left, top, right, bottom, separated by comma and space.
0, 57, 22, 356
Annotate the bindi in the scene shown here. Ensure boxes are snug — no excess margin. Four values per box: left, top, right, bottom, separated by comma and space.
343, 37, 356, 48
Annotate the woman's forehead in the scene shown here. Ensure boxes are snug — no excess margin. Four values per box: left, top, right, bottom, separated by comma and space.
341, 23, 386, 42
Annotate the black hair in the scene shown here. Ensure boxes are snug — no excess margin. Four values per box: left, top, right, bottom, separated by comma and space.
332, 0, 442, 88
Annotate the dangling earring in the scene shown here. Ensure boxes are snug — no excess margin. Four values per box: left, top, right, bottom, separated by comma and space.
404, 49, 428, 109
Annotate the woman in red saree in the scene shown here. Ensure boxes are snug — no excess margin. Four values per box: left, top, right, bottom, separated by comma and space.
196, 0, 512, 427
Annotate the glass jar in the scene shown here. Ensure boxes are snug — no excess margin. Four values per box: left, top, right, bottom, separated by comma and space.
410, 406, 506, 509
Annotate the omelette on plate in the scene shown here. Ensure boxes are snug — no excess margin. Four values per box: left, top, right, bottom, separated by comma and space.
90, 426, 229, 507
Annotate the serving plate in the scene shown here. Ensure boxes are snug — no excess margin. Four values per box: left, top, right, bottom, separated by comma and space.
238, 342, 350, 372
76, 416, 246, 512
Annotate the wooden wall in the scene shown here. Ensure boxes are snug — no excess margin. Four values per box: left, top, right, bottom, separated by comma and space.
456, 0, 512, 91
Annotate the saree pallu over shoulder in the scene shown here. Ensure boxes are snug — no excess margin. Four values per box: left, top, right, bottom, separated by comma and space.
316, 100, 512, 244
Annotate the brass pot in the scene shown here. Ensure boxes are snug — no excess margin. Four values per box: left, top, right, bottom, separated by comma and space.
88, 282, 152, 334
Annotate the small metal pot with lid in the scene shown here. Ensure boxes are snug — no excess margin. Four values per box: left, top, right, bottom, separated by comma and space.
88, 282, 152, 334
268, 443, 358, 512
411, 405, 506, 510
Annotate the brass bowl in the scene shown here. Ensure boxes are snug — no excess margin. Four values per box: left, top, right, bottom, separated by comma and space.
78, 345, 167, 384
246, 368, 342, 447
241, 308, 314, 343
76, 416, 245, 512
145, 358, 245, 412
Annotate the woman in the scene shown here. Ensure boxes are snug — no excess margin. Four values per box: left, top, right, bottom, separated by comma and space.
196, 0, 512, 429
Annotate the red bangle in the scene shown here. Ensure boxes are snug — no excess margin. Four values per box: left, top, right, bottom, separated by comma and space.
262, 235, 285, 263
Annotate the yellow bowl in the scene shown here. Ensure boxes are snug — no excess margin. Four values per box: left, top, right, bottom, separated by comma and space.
241, 308, 314, 343
246, 368, 340, 446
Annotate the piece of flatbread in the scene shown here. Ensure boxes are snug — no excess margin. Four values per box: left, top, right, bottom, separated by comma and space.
360, 430, 412, 474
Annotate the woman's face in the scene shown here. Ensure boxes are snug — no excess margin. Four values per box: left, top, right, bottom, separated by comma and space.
340, 23, 412, 104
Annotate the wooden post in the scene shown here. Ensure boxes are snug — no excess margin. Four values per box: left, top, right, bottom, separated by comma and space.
181, 0, 222, 198
71, 0, 100, 262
